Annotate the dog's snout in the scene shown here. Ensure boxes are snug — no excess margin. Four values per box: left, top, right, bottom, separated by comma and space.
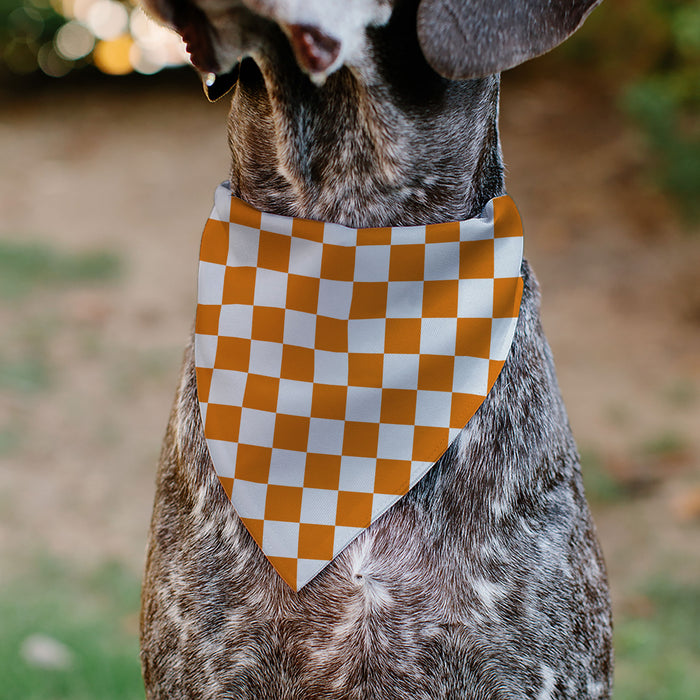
287, 24, 341, 74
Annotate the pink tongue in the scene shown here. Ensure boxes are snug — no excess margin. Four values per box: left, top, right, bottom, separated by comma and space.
288, 24, 341, 74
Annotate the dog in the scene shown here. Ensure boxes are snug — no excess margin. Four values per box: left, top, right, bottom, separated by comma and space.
139, 1, 614, 697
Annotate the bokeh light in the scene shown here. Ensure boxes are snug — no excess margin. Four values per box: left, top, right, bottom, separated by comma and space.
8, 6, 44, 41
93, 34, 133, 74
3, 38, 39, 75
54, 21, 95, 60
1, 0, 190, 77
37, 41, 72, 77
85, 0, 129, 41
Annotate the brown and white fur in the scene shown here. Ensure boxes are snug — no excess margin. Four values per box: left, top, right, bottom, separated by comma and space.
139, 1, 614, 697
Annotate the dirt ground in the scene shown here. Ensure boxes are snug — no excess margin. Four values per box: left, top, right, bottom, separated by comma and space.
0, 69, 698, 612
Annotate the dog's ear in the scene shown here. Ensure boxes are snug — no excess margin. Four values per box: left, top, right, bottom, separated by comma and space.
416, 0, 602, 80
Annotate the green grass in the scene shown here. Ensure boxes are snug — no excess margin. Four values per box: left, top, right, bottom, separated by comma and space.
663, 380, 698, 409
0, 316, 56, 394
109, 347, 183, 398
0, 354, 51, 393
0, 239, 122, 395
0, 559, 144, 700
0, 420, 22, 455
614, 579, 700, 700
640, 431, 690, 460
0, 239, 121, 300
580, 448, 627, 504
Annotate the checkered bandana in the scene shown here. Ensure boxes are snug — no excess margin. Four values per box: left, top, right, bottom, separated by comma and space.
195, 182, 524, 590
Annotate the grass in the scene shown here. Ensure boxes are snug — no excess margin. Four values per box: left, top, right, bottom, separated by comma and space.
0, 239, 121, 300
580, 428, 693, 505
0, 316, 55, 394
580, 448, 627, 504
663, 380, 698, 409
0, 559, 144, 700
614, 578, 700, 700
109, 347, 183, 398
0, 354, 51, 393
640, 431, 690, 460
0, 422, 21, 455
0, 239, 122, 396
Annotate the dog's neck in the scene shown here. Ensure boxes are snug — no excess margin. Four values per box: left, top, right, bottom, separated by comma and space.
225, 14, 504, 229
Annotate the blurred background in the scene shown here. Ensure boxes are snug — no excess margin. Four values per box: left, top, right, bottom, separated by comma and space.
0, 0, 698, 697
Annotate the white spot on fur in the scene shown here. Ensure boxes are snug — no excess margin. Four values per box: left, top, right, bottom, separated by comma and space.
346, 532, 371, 578
357, 572, 393, 611
537, 664, 556, 700
472, 578, 505, 611
193, 484, 208, 518
346, 534, 394, 611
489, 493, 511, 519
587, 678, 607, 698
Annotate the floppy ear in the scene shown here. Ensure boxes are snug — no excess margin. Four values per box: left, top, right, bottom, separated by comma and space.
417, 0, 603, 80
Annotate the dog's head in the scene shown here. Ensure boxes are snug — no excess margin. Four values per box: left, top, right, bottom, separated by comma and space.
143, 0, 602, 97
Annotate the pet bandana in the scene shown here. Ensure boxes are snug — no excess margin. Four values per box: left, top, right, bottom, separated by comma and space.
195, 182, 523, 590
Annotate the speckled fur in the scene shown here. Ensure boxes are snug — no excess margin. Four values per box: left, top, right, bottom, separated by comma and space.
140, 1, 613, 697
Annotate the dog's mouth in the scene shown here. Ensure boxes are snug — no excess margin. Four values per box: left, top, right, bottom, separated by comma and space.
200, 20, 340, 101
286, 24, 341, 77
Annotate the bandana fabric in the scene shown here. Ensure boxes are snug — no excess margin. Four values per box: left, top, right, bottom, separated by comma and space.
195, 182, 523, 590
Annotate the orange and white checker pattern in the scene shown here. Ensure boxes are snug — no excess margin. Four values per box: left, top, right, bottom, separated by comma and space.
195, 183, 523, 590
